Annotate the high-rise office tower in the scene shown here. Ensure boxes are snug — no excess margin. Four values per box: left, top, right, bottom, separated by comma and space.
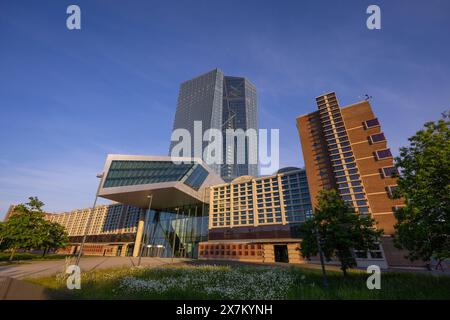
296, 92, 408, 267
169, 69, 258, 181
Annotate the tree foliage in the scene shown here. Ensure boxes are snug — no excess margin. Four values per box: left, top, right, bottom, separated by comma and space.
393, 113, 450, 264
0, 221, 6, 250
39, 221, 69, 255
299, 189, 383, 276
0, 197, 69, 260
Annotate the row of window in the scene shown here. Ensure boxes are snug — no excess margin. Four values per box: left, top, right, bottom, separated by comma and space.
318, 103, 372, 215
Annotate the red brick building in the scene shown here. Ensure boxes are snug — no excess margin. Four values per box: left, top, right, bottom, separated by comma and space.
296, 92, 420, 267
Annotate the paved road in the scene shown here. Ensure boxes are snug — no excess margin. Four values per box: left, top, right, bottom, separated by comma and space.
0, 257, 192, 279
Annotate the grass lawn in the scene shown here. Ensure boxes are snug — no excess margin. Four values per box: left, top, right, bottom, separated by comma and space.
27, 263, 450, 300
0, 252, 69, 262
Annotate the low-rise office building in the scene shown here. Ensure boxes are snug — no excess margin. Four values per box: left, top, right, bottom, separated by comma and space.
199, 167, 312, 263
4, 203, 142, 256
94, 155, 316, 263
46, 204, 142, 256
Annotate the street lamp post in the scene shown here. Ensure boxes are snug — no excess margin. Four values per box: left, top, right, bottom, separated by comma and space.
171, 207, 180, 263
75, 172, 104, 266
137, 194, 153, 266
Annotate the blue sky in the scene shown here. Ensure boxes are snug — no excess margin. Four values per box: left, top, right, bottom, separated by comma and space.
0, 0, 449, 218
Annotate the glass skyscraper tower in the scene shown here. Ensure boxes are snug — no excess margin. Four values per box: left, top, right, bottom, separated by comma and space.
169, 69, 258, 182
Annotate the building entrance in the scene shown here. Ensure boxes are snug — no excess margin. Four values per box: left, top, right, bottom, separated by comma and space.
274, 245, 289, 263
142, 205, 208, 259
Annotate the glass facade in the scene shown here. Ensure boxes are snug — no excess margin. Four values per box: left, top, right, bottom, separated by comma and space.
103, 160, 208, 191
169, 69, 224, 175
182, 164, 209, 190
141, 204, 208, 258
47, 203, 142, 236
221, 76, 258, 181
169, 69, 258, 182
281, 172, 313, 222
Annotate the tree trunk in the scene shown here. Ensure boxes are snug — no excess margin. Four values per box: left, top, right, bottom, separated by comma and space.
436, 259, 444, 271
9, 248, 16, 261
342, 265, 348, 277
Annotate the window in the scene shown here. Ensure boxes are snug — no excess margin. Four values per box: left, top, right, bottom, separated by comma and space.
354, 193, 365, 199
184, 165, 209, 190
351, 181, 361, 187
364, 118, 380, 129
345, 157, 355, 163
382, 166, 398, 178
358, 206, 369, 213
330, 149, 340, 156
376, 149, 392, 160
343, 152, 353, 158
335, 170, 345, 177
331, 155, 341, 160
387, 185, 398, 198
104, 160, 194, 188
370, 133, 386, 144
356, 200, 367, 206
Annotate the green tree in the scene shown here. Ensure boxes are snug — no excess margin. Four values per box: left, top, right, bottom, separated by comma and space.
2, 197, 68, 260
0, 221, 6, 250
3, 210, 47, 260
393, 113, 450, 267
26, 196, 45, 212
299, 189, 383, 276
39, 221, 69, 256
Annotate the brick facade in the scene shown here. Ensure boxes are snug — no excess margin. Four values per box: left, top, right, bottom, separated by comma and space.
296, 93, 415, 267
